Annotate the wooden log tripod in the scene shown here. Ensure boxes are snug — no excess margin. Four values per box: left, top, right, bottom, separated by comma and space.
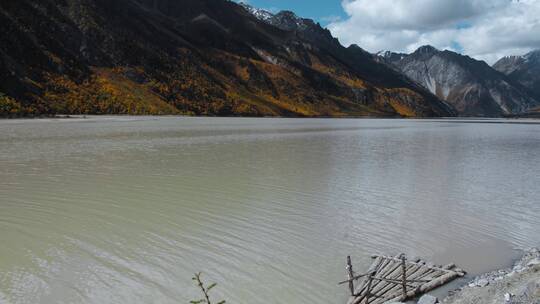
339, 254, 466, 304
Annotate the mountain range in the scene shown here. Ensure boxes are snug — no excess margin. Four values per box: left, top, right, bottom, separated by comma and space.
378, 47, 540, 117
0, 0, 452, 118
0, 0, 538, 118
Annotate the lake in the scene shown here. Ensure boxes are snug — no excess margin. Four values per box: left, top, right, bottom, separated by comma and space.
1, 117, 539, 304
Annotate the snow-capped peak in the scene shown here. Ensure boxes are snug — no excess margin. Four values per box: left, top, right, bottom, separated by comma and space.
376, 51, 394, 58
375, 50, 406, 61
239, 2, 274, 22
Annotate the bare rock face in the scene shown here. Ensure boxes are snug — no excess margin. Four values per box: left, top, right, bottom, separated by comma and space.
494, 50, 540, 105
388, 46, 539, 117
493, 56, 527, 75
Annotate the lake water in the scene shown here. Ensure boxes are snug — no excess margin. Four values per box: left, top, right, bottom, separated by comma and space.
1, 117, 539, 304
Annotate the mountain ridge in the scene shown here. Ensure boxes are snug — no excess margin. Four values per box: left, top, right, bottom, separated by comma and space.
493, 50, 540, 105
381, 45, 539, 116
0, 0, 453, 117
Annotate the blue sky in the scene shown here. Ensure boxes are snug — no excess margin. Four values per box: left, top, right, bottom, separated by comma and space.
239, 0, 346, 25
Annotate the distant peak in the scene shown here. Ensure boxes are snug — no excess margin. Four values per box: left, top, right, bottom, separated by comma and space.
239, 3, 312, 31
239, 2, 274, 22
267, 9, 317, 32
275, 10, 297, 18
375, 50, 407, 63
376, 50, 401, 57
415, 45, 438, 54
273, 10, 305, 24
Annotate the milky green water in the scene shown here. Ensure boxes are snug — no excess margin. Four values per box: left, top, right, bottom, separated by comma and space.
0, 117, 539, 304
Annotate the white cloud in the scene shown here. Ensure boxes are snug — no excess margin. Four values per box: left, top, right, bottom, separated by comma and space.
321, 15, 342, 24
328, 0, 540, 64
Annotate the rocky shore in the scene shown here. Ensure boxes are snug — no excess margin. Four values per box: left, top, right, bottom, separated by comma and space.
442, 247, 540, 304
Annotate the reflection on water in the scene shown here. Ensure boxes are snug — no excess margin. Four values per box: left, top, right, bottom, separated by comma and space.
0, 117, 539, 304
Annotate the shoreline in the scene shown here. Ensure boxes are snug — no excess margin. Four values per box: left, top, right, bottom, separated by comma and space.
1, 114, 540, 122
440, 248, 540, 304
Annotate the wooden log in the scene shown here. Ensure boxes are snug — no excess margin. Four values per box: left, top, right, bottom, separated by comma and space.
347, 256, 355, 296
373, 257, 393, 276
338, 273, 370, 285
352, 257, 383, 295
401, 255, 407, 298
443, 263, 456, 270
372, 255, 414, 284
406, 262, 443, 281
349, 257, 390, 304
415, 270, 461, 294
375, 255, 456, 274
374, 254, 403, 280
407, 267, 437, 281
376, 267, 440, 303
367, 256, 384, 274
407, 269, 443, 288
364, 273, 375, 304
372, 270, 457, 304
387, 260, 432, 285
370, 258, 416, 289
370, 261, 426, 302
453, 268, 466, 276
385, 270, 461, 303
372, 277, 418, 303
405, 264, 432, 281
368, 276, 418, 286
356, 256, 408, 303
357, 275, 419, 303
360, 258, 402, 295
369, 264, 405, 293
354, 256, 396, 298
379, 260, 427, 295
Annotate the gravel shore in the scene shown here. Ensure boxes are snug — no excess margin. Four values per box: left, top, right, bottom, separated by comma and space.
441, 248, 540, 304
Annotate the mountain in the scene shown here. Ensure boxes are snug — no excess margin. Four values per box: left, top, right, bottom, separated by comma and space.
239, 3, 274, 22
388, 46, 539, 117
492, 56, 527, 75
0, 0, 453, 117
375, 51, 407, 65
493, 50, 540, 102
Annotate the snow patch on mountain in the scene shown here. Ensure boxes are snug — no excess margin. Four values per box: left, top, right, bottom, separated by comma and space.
376, 51, 405, 60
239, 2, 274, 22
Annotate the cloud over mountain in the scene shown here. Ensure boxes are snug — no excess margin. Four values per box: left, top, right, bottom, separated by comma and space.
329, 0, 540, 64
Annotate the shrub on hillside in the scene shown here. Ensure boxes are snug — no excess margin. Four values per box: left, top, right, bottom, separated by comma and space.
0, 93, 23, 117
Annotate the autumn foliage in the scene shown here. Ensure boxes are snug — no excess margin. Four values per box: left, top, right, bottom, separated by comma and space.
0, 93, 24, 117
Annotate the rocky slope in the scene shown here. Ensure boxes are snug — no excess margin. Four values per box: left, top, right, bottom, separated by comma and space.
494, 50, 540, 109
385, 46, 539, 117
0, 0, 453, 117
